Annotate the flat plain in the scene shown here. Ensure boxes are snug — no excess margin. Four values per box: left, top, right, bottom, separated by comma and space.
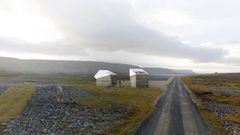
0, 73, 162, 135
183, 74, 240, 135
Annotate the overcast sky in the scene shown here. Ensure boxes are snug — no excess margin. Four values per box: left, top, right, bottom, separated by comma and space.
1, 0, 240, 73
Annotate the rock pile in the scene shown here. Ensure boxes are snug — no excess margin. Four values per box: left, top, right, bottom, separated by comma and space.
206, 101, 240, 135
0, 85, 8, 95
4, 86, 133, 135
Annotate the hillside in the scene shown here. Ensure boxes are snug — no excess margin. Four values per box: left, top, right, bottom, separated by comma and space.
0, 57, 138, 75
0, 57, 194, 76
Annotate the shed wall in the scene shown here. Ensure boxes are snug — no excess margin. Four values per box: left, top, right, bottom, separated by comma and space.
130, 75, 149, 88
96, 75, 117, 87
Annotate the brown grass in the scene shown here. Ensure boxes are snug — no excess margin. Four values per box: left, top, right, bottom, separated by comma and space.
65, 80, 163, 135
0, 84, 35, 121
224, 113, 240, 123
182, 75, 240, 135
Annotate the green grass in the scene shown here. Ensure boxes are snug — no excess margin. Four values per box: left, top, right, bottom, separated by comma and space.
182, 75, 240, 135
0, 84, 35, 121
65, 80, 162, 135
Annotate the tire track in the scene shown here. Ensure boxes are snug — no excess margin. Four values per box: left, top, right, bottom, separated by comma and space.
137, 77, 210, 135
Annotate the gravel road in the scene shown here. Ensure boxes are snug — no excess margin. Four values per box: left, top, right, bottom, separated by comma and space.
137, 77, 210, 135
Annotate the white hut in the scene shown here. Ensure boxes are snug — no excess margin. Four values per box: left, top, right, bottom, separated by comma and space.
129, 69, 149, 88
94, 70, 117, 87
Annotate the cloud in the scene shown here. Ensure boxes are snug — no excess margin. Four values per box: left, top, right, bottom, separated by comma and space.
0, 37, 87, 56
32, 0, 226, 62
217, 42, 240, 66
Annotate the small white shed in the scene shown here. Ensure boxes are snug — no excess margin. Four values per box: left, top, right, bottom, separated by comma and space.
94, 70, 117, 87
129, 69, 149, 88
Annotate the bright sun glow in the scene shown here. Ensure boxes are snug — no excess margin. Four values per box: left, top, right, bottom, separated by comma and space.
0, 2, 63, 44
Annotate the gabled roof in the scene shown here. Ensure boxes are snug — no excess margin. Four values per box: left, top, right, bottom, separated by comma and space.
94, 70, 117, 79
129, 68, 149, 76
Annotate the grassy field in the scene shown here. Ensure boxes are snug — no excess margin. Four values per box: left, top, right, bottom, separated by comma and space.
0, 84, 36, 121
0, 73, 163, 134
182, 74, 240, 134
65, 80, 163, 135
0, 71, 22, 81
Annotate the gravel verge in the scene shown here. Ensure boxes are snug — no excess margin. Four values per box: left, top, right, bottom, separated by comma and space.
0, 85, 9, 95
4, 85, 133, 135
205, 101, 240, 135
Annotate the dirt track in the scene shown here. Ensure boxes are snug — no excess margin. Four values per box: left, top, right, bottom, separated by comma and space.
137, 77, 210, 135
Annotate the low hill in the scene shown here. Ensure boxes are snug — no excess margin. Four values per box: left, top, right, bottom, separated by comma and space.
0, 57, 138, 75
0, 57, 195, 76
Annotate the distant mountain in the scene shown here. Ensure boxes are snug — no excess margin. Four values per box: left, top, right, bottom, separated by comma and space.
143, 67, 195, 76
0, 57, 195, 76
143, 68, 175, 76
171, 69, 195, 75
0, 57, 138, 75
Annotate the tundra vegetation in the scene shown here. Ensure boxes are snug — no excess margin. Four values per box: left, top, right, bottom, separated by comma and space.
65, 80, 162, 134
0, 73, 162, 135
0, 85, 36, 121
0, 84, 35, 134
182, 74, 240, 135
